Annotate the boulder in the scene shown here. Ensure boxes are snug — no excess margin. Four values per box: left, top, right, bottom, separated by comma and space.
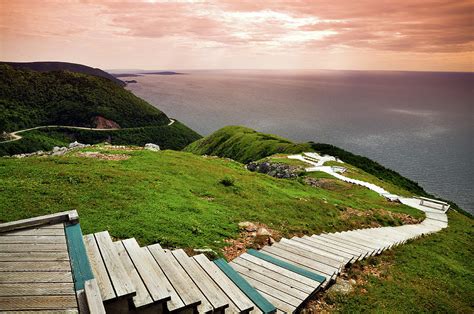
69, 141, 89, 149
145, 143, 160, 151
238, 221, 257, 232
256, 227, 271, 236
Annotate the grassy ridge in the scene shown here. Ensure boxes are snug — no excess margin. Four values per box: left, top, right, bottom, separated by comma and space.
185, 126, 463, 211
184, 126, 312, 163
0, 64, 169, 132
0, 121, 201, 156
0, 148, 421, 250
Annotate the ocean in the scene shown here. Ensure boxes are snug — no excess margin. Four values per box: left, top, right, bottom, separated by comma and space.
124, 70, 473, 213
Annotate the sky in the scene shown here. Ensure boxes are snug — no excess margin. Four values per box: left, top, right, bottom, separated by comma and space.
0, 0, 472, 71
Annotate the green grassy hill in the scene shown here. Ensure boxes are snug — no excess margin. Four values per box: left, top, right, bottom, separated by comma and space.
0, 64, 201, 154
0, 145, 471, 312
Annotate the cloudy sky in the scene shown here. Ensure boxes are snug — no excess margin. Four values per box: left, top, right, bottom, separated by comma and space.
0, 0, 472, 71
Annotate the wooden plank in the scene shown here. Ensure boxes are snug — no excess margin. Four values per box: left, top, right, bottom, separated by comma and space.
265, 244, 338, 277
140, 247, 185, 312
114, 241, 153, 308
147, 244, 203, 312
232, 257, 314, 295
0, 261, 71, 272
301, 236, 360, 260
279, 238, 345, 268
214, 258, 276, 314
1, 227, 65, 236
121, 238, 171, 304
172, 249, 229, 312
0, 295, 77, 311
83, 234, 115, 301
273, 241, 342, 272
0, 235, 66, 244
258, 249, 332, 283
0, 251, 69, 261
257, 291, 296, 314
0, 210, 78, 233
0, 243, 67, 252
326, 233, 383, 253
238, 272, 301, 308
303, 236, 364, 260
0, 283, 75, 296
65, 223, 94, 291
193, 254, 254, 313
311, 235, 374, 256
94, 231, 135, 299
247, 249, 326, 284
291, 237, 354, 263
84, 279, 106, 314
318, 234, 378, 255
238, 254, 319, 288
0, 271, 73, 283
230, 262, 308, 301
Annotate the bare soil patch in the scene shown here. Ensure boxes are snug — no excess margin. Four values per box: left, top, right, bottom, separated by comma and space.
76, 151, 130, 161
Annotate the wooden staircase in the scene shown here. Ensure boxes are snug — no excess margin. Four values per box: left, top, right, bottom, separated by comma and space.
82, 210, 447, 313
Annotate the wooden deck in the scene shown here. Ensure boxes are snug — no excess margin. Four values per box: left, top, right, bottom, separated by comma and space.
0, 200, 448, 314
0, 222, 78, 312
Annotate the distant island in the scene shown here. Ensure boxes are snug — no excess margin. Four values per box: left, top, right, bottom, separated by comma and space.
112, 71, 185, 78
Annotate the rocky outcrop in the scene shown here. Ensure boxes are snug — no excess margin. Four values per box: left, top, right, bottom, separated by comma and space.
246, 161, 304, 179
92, 116, 121, 129
8, 142, 90, 158
145, 143, 160, 151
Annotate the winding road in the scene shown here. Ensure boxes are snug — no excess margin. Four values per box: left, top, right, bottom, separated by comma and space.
0, 118, 176, 144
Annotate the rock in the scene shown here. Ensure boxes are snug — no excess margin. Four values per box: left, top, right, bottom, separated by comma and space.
246, 161, 303, 179
349, 279, 356, 285
268, 237, 276, 245
69, 141, 89, 149
327, 278, 354, 295
257, 227, 271, 236
145, 143, 160, 151
238, 221, 257, 232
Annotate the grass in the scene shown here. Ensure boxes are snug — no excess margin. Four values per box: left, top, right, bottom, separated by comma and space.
0, 147, 421, 251
324, 211, 474, 313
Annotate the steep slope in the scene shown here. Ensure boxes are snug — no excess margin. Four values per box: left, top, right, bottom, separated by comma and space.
1, 61, 125, 86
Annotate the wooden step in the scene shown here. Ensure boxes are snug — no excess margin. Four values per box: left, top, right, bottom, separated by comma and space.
304, 236, 366, 260
171, 249, 229, 313
260, 245, 336, 281
193, 254, 255, 313
325, 233, 384, 254
120, 239, 171, 308
214, 258, 276, 314
279, 238, 346, 270
232, 252, 323, 313
317, 234, 378, 256
291, 237, 355, 264
310, 235, 375, 257
83, 231, 135, 312
271, 241, 341, 274
147, 244, 205, 313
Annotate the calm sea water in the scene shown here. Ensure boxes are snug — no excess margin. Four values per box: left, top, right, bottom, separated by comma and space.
125, 70, 474, 213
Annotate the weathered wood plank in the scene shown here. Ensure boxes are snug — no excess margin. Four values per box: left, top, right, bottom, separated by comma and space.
65, 223, 94, 291
0, 261, 71, 272
232, 257, 314, 295
121, 238, 171, 304
291, 237, 354, 263
193, 254, 254, 313
0, 295, 77, 310
0, 271, 73, 283
214, 258, 276, 314
257, 291, 296, 314
0, 210, 77, 233
0, 243, 67, 252
84, 279, 106, 314
279, 238, 345, 268
1, 227, 65, 236
311, 235, 373, 256
147, 244, 205, 312
0, 252, 69, 261
303, 236, 364, 260
114, 241, 153, 308
230, 262, 307, 301
0, 283, 75, 296
94, 231, 135, 299
239, 253, 319, 288
0, 235, 66, 244
83, 234, 115, 301
172, 249, 229, 312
